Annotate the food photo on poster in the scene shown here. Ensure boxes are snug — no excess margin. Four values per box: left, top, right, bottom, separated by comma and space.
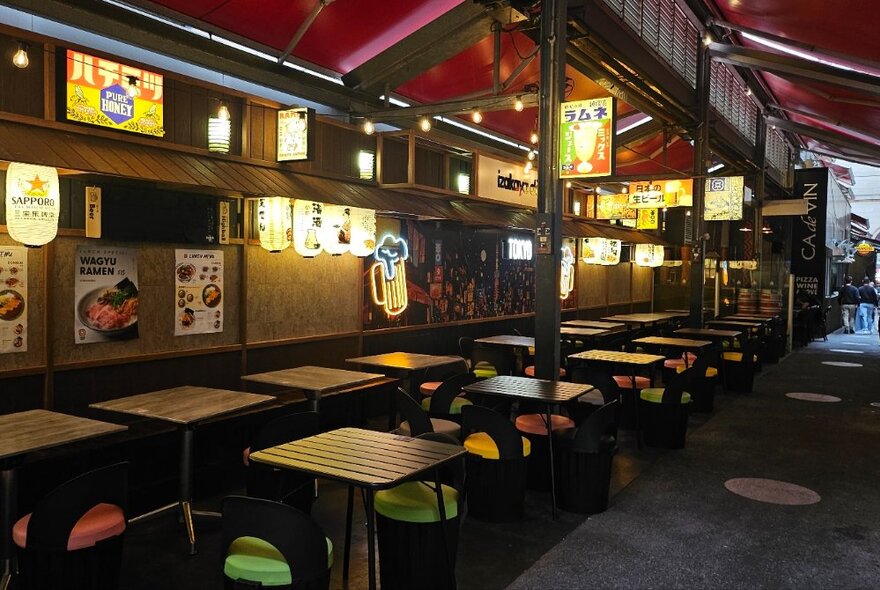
174, 249, 224, 336
0, 246, 28, 353
74, 246, 139, 343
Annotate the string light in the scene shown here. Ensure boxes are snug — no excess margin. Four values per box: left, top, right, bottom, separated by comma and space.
703, 33, 713, 46
527, 150, 536, 161
419, 116, 432, 132
363, 119, 375, 135
12, 42, 28, 69
471, 111, 482, 123
217, 101, 230, 120
514, 96, 524, 112
125, 75, 140, 98
530, 130, 539, 144
524, 161, 533, 174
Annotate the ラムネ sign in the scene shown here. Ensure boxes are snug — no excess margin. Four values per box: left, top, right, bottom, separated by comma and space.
65, 50, 164, 137
559, 97, 613, 179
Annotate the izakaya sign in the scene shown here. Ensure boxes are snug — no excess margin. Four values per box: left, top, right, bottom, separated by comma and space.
65, 50, 164, 137
476, 154, 537, 208
627, 179, 693, 209
559, 97, 613, 179
5, 163, 60, 247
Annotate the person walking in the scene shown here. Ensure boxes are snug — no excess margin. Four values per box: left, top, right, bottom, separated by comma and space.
857, 277, 878, 333
838, 276, 860, 334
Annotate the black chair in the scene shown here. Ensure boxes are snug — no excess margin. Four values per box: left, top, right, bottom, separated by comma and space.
637, 368, 693, 449
221, 495, 331, 590
674, 347, 720, 412
244, 412, 319, 513
554, 400, 619, 514
460, 405, 529, 522
13, 462, 128, 590
396, 388, 461, 440
423, 373, 478, 424
569, 365, 620, 431
722, 338, 760, 392
458, 337, 474, 367
470, 345, 513, 379
419, 359, 470, 397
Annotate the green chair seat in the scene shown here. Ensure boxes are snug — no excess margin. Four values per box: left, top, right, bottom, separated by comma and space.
224, 536, 333, 587
472, 362, 498, 379
421, 395, 473, 415
374, 481, 458, 523
639, 387, 691, 404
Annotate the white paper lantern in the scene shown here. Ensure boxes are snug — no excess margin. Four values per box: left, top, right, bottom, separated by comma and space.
349, 207, 377, 257
5, 162, 60, 247
292, 199, 324, 258
320, 204, 351, 256
581, 238, 604, 264
635, 244, 664, 267
257, 197, 292, 252
599, 239, 621, 265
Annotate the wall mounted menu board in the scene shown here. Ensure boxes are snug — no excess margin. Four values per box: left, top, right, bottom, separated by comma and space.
174, 249, 224, 336
75, 246, 138, 344
0, 246, 28, 353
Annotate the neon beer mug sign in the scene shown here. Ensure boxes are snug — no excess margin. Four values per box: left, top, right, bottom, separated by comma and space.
370, 235, 409, 317
560, 246, 575, 299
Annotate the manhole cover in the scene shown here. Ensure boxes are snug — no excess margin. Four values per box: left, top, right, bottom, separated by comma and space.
785, 392, 842, 403
725, 478, 820, 505
821, 361, 863, 368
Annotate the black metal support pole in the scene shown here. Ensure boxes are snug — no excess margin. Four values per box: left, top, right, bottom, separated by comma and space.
1, 467, 17, 587
689, 37, 711, 328
534, 0, 567, 380
342, 485, 354, 580
179, 426, 196, 554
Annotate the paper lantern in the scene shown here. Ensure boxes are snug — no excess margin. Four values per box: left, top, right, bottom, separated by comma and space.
634, 244, 664, 267
256, 197, 291, 252
369, 234, 409, 316
599, 239, 621, 265
560, 246, 575, 299
321, 204, 351, 256
292, 199, 324, 258
5, 162, 60, 247
581, 238, 604, 264
349, 207, 377, 257
207, 116, 231, 153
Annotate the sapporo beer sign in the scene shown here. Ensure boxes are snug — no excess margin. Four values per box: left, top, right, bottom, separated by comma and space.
559, 97, 613, 179
65, 50, 164, 137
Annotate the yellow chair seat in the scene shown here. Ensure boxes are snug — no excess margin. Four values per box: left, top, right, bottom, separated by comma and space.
639, 388, 692, 404
464, 432, 531, 459
675, 366, 718, 378
722, 352, 758, 362
472, 362, 498, 379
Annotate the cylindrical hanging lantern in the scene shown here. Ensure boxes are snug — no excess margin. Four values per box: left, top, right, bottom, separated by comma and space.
208, 117, 231, 153
320, 204, 351, 256
292, 199, 324, 257
5, 162, 60, 247
599, 239, 621, 265
635, 243, 664, 267
349, 207, 377, 257
581, 237, 604, 264
256, 197, 291, 252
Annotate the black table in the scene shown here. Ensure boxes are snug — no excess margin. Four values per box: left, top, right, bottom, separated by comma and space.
250, 428, 466, 590
461, 376, 594, 518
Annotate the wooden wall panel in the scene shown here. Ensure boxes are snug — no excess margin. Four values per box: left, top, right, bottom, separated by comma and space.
381, 138, 409, 184
52, 238, 241, 365
577, 262, 607, 308
606, 263, 633, 305
249, 104, 266, 161
0, 235, 45, 371
414, 147, 444, 188
246, 245, 360, 343
632, 265, 653, 301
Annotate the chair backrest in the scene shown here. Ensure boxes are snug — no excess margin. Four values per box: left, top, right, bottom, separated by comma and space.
458, 337, 474, 362
396, 388, 434, 436
25, 462, 128, 552
251, 412, 320, 454
414, 432, 466, 494
689, 352, 710, 379
661, 367, 691, 404
570, 366, 618, 404
222, 495, 329, 586
573, 399, 619, 452
428, 372, 478, 414
739, 338, 760, 369
599, 333, 627, 352
423, 359, 469, 383
470, 346, 513, 376
460, 405, 522, 459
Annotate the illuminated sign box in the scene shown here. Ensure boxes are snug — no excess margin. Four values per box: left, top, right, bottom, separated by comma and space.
277, 107, 315, 162
65, 49, 164, 137
370, 235, 409, 317
628, 179, 693, 209
559, 97, 613, 179
505, 237, 533, 260
476, 154, 538, 208
704, 176, 744, 221
596, 194, 636, 220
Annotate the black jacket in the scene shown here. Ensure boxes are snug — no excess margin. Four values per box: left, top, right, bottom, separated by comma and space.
858, 285, 879, 305
839, 285, 860, 305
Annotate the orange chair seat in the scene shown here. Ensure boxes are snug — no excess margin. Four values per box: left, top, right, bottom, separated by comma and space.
14, 503, 126, 551
664, 359, 686, 369
524, 366, 566, 378
515, 413, 575, 435
612, 375, 650, 389
419, 381, 442, 396
681, 352, 697, 363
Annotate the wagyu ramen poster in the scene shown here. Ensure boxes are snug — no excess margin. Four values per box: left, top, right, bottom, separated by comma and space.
75, 246, 139, 344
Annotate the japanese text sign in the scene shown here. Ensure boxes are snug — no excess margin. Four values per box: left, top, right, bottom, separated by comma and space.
559, 97, 613, 179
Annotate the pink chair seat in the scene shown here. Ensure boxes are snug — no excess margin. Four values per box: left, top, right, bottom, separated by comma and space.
14, 503, 126, 551
523, 366, 566, 378
681, 352, 697, 363
613, 375, 650, 389
419, 381, 442, 396
515, 413, 575, 435
664, 359, 686, 369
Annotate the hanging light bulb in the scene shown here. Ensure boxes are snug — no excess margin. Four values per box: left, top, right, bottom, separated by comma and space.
524, 161, 533, 174
125, 76, 140, 98
363, 119, 375, 135
745, 87, 752, 96
703, 33, 713, 46
527, 150, 536, 161
471, 111, 482, 124
530, 130, 539, 144
217, 102, 231, 120
419, 116, 432, 132
565, 181, 572, 188
12, 42, 28, 69
514, 96, 524, 112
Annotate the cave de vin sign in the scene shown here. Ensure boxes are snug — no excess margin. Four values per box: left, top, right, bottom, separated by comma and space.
790, 168, 828, 298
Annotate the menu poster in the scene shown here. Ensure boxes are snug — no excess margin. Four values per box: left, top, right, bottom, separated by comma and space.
0, 247, 28, 353
75, 247, 139, 344
174, 250, 224, 336
559, 97, 614, 179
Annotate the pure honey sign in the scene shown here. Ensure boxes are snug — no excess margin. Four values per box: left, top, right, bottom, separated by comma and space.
65, 50, 164, 137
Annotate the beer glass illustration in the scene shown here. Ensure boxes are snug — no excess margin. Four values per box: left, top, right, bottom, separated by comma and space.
560, 246, 575, 299
370, 235, 409, 316
571, 121, 602, 174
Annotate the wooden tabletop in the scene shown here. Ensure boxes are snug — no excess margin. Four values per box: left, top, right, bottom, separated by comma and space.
474, 335, 535, 348
241, 366, 386, 393
722, 315, 776, 323
90, 386, 274, 425
462, 375, 593, 403
560, 327, 609, 337
561, 320, 626, 332
707, 320, 762, 329
346, 352, 465, 372
633, 336, 713, 348
249, 428, 465, 489
675, 328, 742, 339
568, 349, 666, 366
0, 410, 127, 461
601, 313, 683, 325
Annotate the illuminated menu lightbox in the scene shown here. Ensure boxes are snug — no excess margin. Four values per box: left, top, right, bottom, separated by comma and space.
277, 107, 315, 162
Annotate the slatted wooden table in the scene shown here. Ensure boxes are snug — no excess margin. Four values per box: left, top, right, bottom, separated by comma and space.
462, 376, 594, 517
0, 410, 126, 586
250, 428, 466, 590
241, 366, 387, 413
601, 313, 685, 327
561, 320, 627, 332
91, 386, 273, 554
632, 336, 713, 367
474, 335, 535, 348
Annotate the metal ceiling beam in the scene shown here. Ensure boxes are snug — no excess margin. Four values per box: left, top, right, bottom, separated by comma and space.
277, 0, 334, 64
358, 92, 538, 120
708, 42, 880, 97
341, 3, 526, 94
615, 118, 663, 148
806, 147, 880, 169
768, 103, 880, 145
766, 115, 880, 162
